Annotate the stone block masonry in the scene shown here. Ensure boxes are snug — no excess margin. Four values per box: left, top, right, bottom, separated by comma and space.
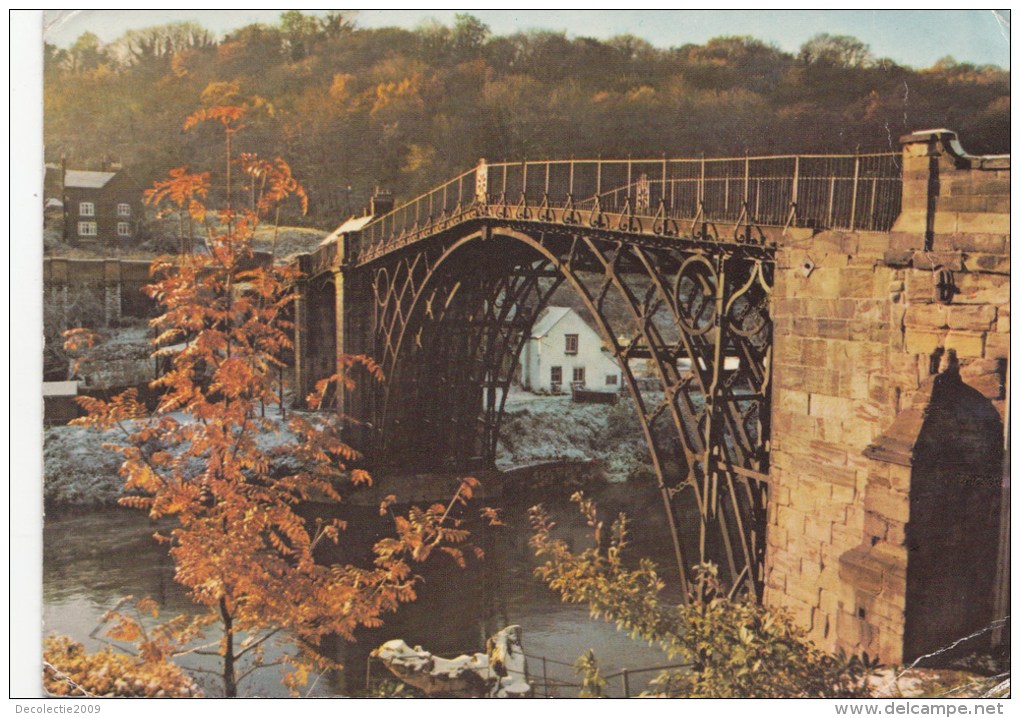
43, 258, 155, 325
764, 130, 1009, 665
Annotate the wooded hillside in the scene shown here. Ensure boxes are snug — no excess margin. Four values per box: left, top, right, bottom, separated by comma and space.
45, 12, 1009, 227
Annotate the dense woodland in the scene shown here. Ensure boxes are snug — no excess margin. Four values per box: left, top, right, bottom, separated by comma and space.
45, 12, 1009, 227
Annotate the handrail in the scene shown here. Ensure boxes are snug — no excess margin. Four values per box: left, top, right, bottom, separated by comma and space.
309, 151, 903, 271
481, 152, 898, 166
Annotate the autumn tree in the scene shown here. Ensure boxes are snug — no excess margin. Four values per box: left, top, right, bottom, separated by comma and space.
68, 100, 483, 696
43, 18, 1009, 219
798, 33, 872, 68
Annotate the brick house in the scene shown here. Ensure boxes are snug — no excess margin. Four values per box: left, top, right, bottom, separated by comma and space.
62, 168, 143, 246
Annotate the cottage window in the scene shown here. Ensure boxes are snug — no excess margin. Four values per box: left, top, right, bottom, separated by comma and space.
550, 366, 562, 385
572, 367, 586, 384
605, 374, 618, 386
78, 221, 97, 237
564, 334, 578, 355
79, 202, 95, 217
117, 222, 131, 237
117, 203, 131, 217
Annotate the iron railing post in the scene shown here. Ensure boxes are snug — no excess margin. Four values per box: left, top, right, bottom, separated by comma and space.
596, 156, 602, 196
668, 161, 675, 212
849, 151, 860, 230
699, 154, 705, 208
869, 171, 878, 232
622, 668, 630, 698
827, 171, 835, 228
791, 154, 800, 209
626, 155, 632, 202
755, 175, 761, 221
661, 154, 667, 208
743, 151, 750, 205
568, 158, 574, 196
543, 656, 549, 698
724, 173, 729, 216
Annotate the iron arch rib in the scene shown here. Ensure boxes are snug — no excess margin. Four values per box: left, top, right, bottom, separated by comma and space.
364, 219, 772, 601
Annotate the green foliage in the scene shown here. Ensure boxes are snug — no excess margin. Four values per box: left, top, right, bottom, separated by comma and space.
530, 493, 880, 698
799, 33, 872, 68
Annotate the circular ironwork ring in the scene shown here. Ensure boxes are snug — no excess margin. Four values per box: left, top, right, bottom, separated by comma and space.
674, 255, 718, 336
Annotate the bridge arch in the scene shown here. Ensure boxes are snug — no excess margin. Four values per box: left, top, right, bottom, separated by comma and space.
369, 220, 773, 598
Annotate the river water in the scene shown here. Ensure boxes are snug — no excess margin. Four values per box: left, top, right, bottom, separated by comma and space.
43, 477, 683, 697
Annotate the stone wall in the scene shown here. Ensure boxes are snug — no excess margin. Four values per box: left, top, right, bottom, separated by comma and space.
43, 258, 154, 325
765, 131, 1009, 664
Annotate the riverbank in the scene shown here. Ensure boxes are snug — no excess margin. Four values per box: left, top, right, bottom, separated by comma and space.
44, 389, 651, 508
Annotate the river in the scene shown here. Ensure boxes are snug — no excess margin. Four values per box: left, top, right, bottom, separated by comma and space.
43, 476, 684, 697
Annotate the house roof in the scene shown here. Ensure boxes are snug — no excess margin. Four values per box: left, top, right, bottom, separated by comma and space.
320, 214, 374, 246
530, 306, 573, 339
64, 170, 117, 189
42, 381, 79, 397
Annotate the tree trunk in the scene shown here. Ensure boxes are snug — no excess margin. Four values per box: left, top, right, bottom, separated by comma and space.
220, 597, 237, 697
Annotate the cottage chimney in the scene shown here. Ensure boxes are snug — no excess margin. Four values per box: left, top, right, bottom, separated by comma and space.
370, 188, 394, 216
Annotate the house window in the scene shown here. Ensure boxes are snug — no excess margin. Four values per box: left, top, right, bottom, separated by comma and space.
606, 374, 618, 386
117, 203, 131, 217
117, 222, 131, 237
572, 367, 586, 384
78, 221, 97, 237
564, 334, 578, 355
550, 366, 562, 385
79, 202, 95, 217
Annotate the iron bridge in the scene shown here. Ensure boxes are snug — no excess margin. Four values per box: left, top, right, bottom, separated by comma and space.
294, 154, 902, 600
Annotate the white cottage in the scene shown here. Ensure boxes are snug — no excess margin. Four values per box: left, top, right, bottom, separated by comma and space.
519, 306, 621, 393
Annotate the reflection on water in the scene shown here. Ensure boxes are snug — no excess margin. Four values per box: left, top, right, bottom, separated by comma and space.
44, 478, 682, 697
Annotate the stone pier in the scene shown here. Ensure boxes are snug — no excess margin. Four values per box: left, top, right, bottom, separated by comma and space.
764, 130, 1009, 664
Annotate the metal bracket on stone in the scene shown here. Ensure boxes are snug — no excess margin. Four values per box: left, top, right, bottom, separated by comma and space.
799, 255, 815, 278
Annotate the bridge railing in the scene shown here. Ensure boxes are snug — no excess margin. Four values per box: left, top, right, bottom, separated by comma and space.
358, 166, 482, 262
577, 154, 902, 232
352, 153, 901, 263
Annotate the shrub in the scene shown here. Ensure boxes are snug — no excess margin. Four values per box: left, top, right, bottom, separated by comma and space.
43, 636, 202, 697
530, 493, 879, 698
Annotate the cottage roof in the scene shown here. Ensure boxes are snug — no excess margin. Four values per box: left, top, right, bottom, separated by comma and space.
320, 214, 374, 246
530, 306, 573, 339
64, 170, 117, 189
42, 381, 79, 397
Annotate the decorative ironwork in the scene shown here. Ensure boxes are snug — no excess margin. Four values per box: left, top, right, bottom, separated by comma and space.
292, 154, 866, 599
318, 221, 774, 600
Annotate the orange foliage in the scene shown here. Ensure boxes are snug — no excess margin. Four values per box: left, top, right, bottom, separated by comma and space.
69, 103, 486, 696
44, 635, 202, 697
